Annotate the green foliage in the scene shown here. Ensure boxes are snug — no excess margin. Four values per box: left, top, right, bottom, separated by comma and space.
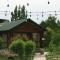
11, 12, 14, 20
40, 16, 60, 60
52, 33, 60, 46
40, 16, 58, 30
17, 5, 21, 20
44, 31, 52, 48
21, 5, 26, 19
46, 16, 57, 29
11, 5, 27, 21
9, 39, 36, 60
25, 41, 36, 60
9, 39, 25, 60
40, 16, 60, 48
14, 5, 18, 20
40, 21, 47, 28
46, 32, 60, 60
46, 52, 60, 60
48, 33, 60, 53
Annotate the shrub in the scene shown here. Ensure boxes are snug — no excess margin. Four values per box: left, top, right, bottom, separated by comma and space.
25, 41, 36, 60
48, 33, 60, 52
9, 39, 25, 60
9, 39, 36, 60
46, 33, 60, 60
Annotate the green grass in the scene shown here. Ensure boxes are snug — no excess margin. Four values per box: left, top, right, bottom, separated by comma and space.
0, 55, 7, 60
0, 55, 20, 60
46, 55, 60, 60
46, 52, 60, 60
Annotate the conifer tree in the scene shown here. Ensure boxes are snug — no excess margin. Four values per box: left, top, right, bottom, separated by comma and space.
21, 5, 26, 19
11, 12, 14, 20
11, 5, 27, 21
17, 5, 21, 20
14, 5, 18, 20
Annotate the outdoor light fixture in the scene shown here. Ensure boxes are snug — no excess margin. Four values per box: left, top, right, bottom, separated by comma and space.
7, 4, 9, 7
7, 0, 9, 7
48, 1, 50, 4
5, 0, 10, 16
55, 11, 57, 16
42, 38, 45, 41
27, 3, 29, 6
42, 12, 44, 17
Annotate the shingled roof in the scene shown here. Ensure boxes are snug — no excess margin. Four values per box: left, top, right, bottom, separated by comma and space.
0, 19, 46, 32
0, 19, 26, 31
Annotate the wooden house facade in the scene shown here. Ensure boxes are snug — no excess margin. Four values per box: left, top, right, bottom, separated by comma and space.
0, 19, 45, 48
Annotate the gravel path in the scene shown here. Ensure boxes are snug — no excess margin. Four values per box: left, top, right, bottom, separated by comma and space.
33, 53, 46, 60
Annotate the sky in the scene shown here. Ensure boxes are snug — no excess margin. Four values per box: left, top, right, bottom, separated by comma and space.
0, 0, 60, 24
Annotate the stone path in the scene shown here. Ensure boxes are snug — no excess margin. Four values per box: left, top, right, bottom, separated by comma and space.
33, 52, 47, 60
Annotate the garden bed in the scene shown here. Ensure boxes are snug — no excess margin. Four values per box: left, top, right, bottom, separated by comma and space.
0, 49, 18, 60
46, 52, 60, 60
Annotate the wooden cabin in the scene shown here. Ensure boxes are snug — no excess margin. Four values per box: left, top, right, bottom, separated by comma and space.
0, 19, 45, 48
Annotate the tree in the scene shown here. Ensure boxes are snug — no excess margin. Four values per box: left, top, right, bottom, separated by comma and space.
40, 21, 47, 28
14, 5, 18, 20
40, 16, 58, 30
40, 16, 59, 48
57, 20, 60, 32
9, 39, 36, 60
21, 5, 26, 19
17, 5, 21, 20
44, 30, 52, 48
11, 12, 14, 20
11, 5, 27, 21
49, 33, 60, 52
45, 16, 58, 30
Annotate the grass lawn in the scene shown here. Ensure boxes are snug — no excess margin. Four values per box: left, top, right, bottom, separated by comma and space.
0, 55, 20, 60
0, 55, 7, 60
46, 53, 60, 60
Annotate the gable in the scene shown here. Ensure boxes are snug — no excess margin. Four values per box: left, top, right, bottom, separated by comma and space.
10, 19, 45, 33
0, 18, 45, 33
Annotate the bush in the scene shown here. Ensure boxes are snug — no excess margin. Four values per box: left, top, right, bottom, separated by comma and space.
9, 39, 36, 60
46, 33, 60, 60
25, 41, 36, 60
46, 52, 60, 60
48, 33, 60, 52
9, 39, 25, 60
